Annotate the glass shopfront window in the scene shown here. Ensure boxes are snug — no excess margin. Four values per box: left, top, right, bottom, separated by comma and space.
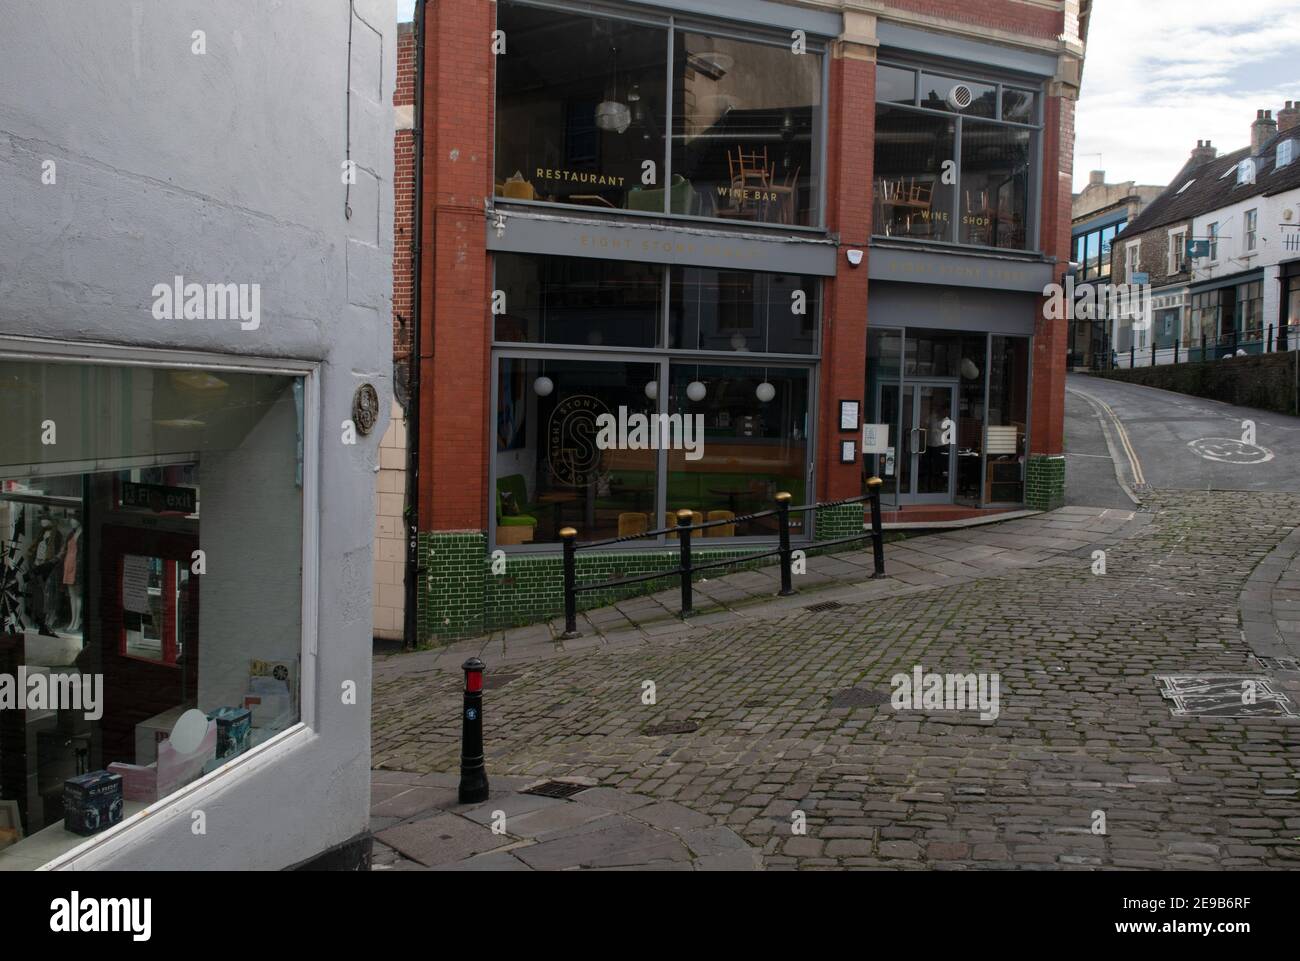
874, 61, 1040, 251
493, 3, 668, 211
493, 0, 825, 227
494, 356, 660, 547
867, 327, 1028, 507
1237, 281, 1263, 337
668, 364, 809, 537
0, 359, 303, 870
491, 252, 819, 549
494, 253, 662, 347
670, 268, 819, 354
987, 336, 1028, 503
671, 31, 821, 226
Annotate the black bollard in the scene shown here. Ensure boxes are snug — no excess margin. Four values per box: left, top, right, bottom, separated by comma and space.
677, 509, 694, 618
560, 526, 580, 639
458, 658, 489, 804
776, 492, 796, 597
867, 476, 886, 579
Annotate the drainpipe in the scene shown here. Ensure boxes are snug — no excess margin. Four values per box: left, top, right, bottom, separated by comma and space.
402, 0, 428, 650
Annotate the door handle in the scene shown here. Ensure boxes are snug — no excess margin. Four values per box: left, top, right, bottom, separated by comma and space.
915, 427, 927, 454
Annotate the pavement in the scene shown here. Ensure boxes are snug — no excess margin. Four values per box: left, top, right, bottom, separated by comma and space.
371, 771, 760, 871
371, 380, 1300, 871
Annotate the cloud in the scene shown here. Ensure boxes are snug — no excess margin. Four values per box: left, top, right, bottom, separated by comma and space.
1076, 0, 1300, 191
397, 0, 415, 22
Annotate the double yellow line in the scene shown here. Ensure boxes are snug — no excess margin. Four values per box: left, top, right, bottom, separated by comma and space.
1068, 386, 1146, 495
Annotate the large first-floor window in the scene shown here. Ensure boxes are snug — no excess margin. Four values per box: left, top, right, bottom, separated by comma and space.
0, 355, 306, 870
493, 354, 813, 548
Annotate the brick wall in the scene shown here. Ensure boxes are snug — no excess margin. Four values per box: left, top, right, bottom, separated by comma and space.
819, 41, 875, 501
882, 0, 1062, 40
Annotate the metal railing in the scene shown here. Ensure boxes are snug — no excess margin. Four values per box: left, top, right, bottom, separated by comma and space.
558, 478, 887, 638
1111, 326, 1294, 369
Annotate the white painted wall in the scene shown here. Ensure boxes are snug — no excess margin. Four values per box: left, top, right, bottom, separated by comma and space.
0, 0, 395, 869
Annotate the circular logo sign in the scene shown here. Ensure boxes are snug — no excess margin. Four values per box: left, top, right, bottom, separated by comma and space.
1187, 437, 1274, 465
547, 394, 610, 488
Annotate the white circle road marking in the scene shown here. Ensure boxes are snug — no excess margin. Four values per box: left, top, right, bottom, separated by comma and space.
1187, 437, 1275, 465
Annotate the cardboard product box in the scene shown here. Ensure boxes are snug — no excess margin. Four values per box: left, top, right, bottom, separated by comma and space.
63, 771, 124, 837
209, 707, 252, 760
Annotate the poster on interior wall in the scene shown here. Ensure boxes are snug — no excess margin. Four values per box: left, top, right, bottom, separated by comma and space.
497, 362, 527, 451
122, 555, 150, 615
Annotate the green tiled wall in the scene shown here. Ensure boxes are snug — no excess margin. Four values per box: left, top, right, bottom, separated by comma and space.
417, 502, 877, 644
1025, 455, 1066, 511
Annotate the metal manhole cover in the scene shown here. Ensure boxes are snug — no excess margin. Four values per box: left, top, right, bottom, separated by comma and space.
804, 601, 844, 613
522, 780, 589, 799
642, 720, 700, 736
483, 673, 520, 689
1251, 656, 1300, 674
1155, 674, 1299, 718
829, 687, 890, 709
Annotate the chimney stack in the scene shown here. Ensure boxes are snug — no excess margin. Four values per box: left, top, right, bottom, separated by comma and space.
1089, 170, 1105, 186
1252, 109, 1277, 154
1190, 140, 1217, 166
1279, 101, 1300, 135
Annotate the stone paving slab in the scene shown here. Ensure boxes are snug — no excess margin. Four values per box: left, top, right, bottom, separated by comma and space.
373, 493, 1300, 870
369, 779, 760, 871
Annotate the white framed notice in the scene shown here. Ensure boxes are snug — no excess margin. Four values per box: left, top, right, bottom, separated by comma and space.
839, 400, 860, 432
862, 423, 889, 454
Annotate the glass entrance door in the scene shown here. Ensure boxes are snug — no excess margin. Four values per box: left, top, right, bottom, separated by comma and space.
901, 382, 957, 504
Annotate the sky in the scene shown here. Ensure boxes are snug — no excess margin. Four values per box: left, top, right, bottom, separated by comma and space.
1075, 0, 1300, 191
393, 0, 1300, 193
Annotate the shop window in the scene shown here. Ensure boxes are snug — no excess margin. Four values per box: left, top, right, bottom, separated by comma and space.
876, 65, 916, 105
493, 1, 825, 227
0, 359, 303, 870
872, 105, 957, 241
986, 336, 1028, 504
669, 268, 819, 354
1237, 281, 1263, 336
668, 364, 809, 537
671, 30, 822, 226
958, 120, 1031, 249
493, 253, 661, 347
875, 61, 1040, 252
494, 3, 668, 211
494, 357, 660, 547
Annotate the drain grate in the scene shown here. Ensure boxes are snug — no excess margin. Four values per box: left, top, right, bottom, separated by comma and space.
1155, 674, 1299, 718
1251, 656, 1300, 674
483, 673, 520, 690
522, 780, 590, 799
804, 601, 844, 613
829, 687, 890, 709
642, 720, 700, 736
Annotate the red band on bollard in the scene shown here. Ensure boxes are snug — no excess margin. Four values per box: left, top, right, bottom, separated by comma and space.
466, 670, 483, 693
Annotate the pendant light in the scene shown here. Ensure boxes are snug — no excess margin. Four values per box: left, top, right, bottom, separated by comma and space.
594, 46, 631, 134
533, 360, 554, 397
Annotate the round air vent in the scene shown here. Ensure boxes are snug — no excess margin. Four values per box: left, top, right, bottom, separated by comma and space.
946, 83, 974, 111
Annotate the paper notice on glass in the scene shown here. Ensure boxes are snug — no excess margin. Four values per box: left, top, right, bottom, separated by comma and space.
122, 555, 150, 615
884, 447, 896, 476
862, 424, 890, 454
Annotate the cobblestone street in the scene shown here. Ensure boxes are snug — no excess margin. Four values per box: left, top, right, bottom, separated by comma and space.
372, 490, 1300, 869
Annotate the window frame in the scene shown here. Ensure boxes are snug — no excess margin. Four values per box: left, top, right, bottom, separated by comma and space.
1244, 208, 1258, 253
487, 253, 823, 552
0, 335, 320, 870
1168, 227, 1186, 275
873, 55, 1045, 254
491, 0, 831, 232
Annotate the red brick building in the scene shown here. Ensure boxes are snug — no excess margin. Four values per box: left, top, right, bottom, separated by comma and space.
407, 0, 1090, 640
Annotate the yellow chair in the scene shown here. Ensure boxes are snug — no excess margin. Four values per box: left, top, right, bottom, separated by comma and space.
705, 510, 736, 538
618, 513, 648, 538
